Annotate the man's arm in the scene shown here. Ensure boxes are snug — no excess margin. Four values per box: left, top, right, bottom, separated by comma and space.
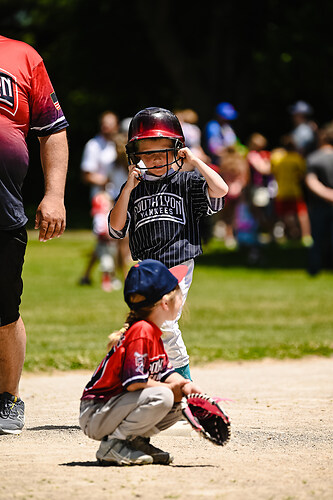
305, 173, 333, 204
35, 129, 68, 241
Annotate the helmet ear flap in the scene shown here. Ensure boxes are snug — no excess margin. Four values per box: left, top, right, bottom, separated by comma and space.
128, 154, 141, 165
126, 141, 140, 165
174, 139, 184, 171
174, 138, 183, 151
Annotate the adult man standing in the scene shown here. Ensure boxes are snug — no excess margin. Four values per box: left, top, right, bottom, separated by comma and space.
0, 35, 69, 434
79, 111, 119, 286
305, 123, 333, 275
80, 111, 119, 200
288, 100, 318, 157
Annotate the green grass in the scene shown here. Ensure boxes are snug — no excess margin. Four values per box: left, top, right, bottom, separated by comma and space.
21, 230, 333, 371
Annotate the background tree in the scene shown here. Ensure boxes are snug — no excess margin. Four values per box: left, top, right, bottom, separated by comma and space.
1, 0, 333, 227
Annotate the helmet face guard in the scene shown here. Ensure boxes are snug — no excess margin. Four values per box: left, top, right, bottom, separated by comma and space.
126, 107, 185, 181
126, 140, 184, 181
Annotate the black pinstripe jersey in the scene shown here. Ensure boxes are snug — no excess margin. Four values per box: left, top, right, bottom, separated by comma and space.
109, 171, 224, 267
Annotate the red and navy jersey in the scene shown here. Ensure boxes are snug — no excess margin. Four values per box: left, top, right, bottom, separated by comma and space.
0, 36, 69, 229
81, 320, 175, 402
109, 171, 224, 267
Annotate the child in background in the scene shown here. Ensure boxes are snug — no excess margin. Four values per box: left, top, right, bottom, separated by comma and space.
79, 259, 203, 466
109, 133, 132, 280
217, 147, 250, 248
246, 133, 276, 241
91, 191, 122, 292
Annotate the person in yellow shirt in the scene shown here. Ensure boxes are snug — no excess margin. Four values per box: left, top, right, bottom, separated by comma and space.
270, 135, 312, 244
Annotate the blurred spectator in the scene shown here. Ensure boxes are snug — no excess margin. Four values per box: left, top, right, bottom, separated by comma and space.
174, 108, 210, 164
174, 108, 201, 149
305, 122, 333, 275
79, 112, 124, 286
288, 101, 318, 157
270, 135, 312, 244
234, 189, 260, 264
120, 116, 132, 134
107, 132, 130, 200
246, 133, 276, 241
79, 134, 131, 288
175, 108, 218, 243
90, 191, 122, 292
205, 102, 238, 164
110, 132, 132, 280
80, 111, 119, 199
215, 147, 250, 248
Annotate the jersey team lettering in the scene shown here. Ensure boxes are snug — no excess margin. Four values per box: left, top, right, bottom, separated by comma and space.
133, 193, 185, 230
149, 357, 167, 380
0, 69, 18, 115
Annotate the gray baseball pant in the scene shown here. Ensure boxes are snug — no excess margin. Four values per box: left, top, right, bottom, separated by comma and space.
79, 386, 182, 441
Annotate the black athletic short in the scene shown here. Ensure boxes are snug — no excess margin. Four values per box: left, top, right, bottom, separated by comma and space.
0, 227, 27, 327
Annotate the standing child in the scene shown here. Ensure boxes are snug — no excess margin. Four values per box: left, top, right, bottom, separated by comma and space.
90, 191, 122, 292
79, 259, 203, 466
108, 107, 228, 379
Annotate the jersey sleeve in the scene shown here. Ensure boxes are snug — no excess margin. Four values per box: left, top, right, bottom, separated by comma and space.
108, 183, 131, 239
209, 194, 224, 212
158, 357, 175, 382
29, 60, 68, 136
121, 337, 152, 389
108, 209, 130, 239
189, 174, 224, 219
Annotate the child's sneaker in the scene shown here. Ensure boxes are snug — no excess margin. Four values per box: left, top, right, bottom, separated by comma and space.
79, 276, 92, 286
0, 392, 25, 435
111, 278, 122, 291
130, 436, 173, 464
96, 437, 153, 466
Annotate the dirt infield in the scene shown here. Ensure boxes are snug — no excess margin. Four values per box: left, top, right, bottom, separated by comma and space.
1, 357, 332, 500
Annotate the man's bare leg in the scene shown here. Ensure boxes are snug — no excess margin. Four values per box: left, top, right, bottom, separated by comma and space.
0, 316, 26, 397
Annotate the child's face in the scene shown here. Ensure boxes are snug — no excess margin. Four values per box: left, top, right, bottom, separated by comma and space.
136, 138, 176, 176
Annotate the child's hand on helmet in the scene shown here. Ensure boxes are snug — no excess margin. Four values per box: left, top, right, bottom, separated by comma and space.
178, 147, 197, 168
126, 164, 142, 190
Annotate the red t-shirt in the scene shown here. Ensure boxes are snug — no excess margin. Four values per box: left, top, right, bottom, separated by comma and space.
0, 35, 69, 229
81, 320, 175, 402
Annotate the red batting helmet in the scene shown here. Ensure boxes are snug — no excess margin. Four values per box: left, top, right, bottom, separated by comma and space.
125, 107, 185, 180
127, 107, 185, 147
